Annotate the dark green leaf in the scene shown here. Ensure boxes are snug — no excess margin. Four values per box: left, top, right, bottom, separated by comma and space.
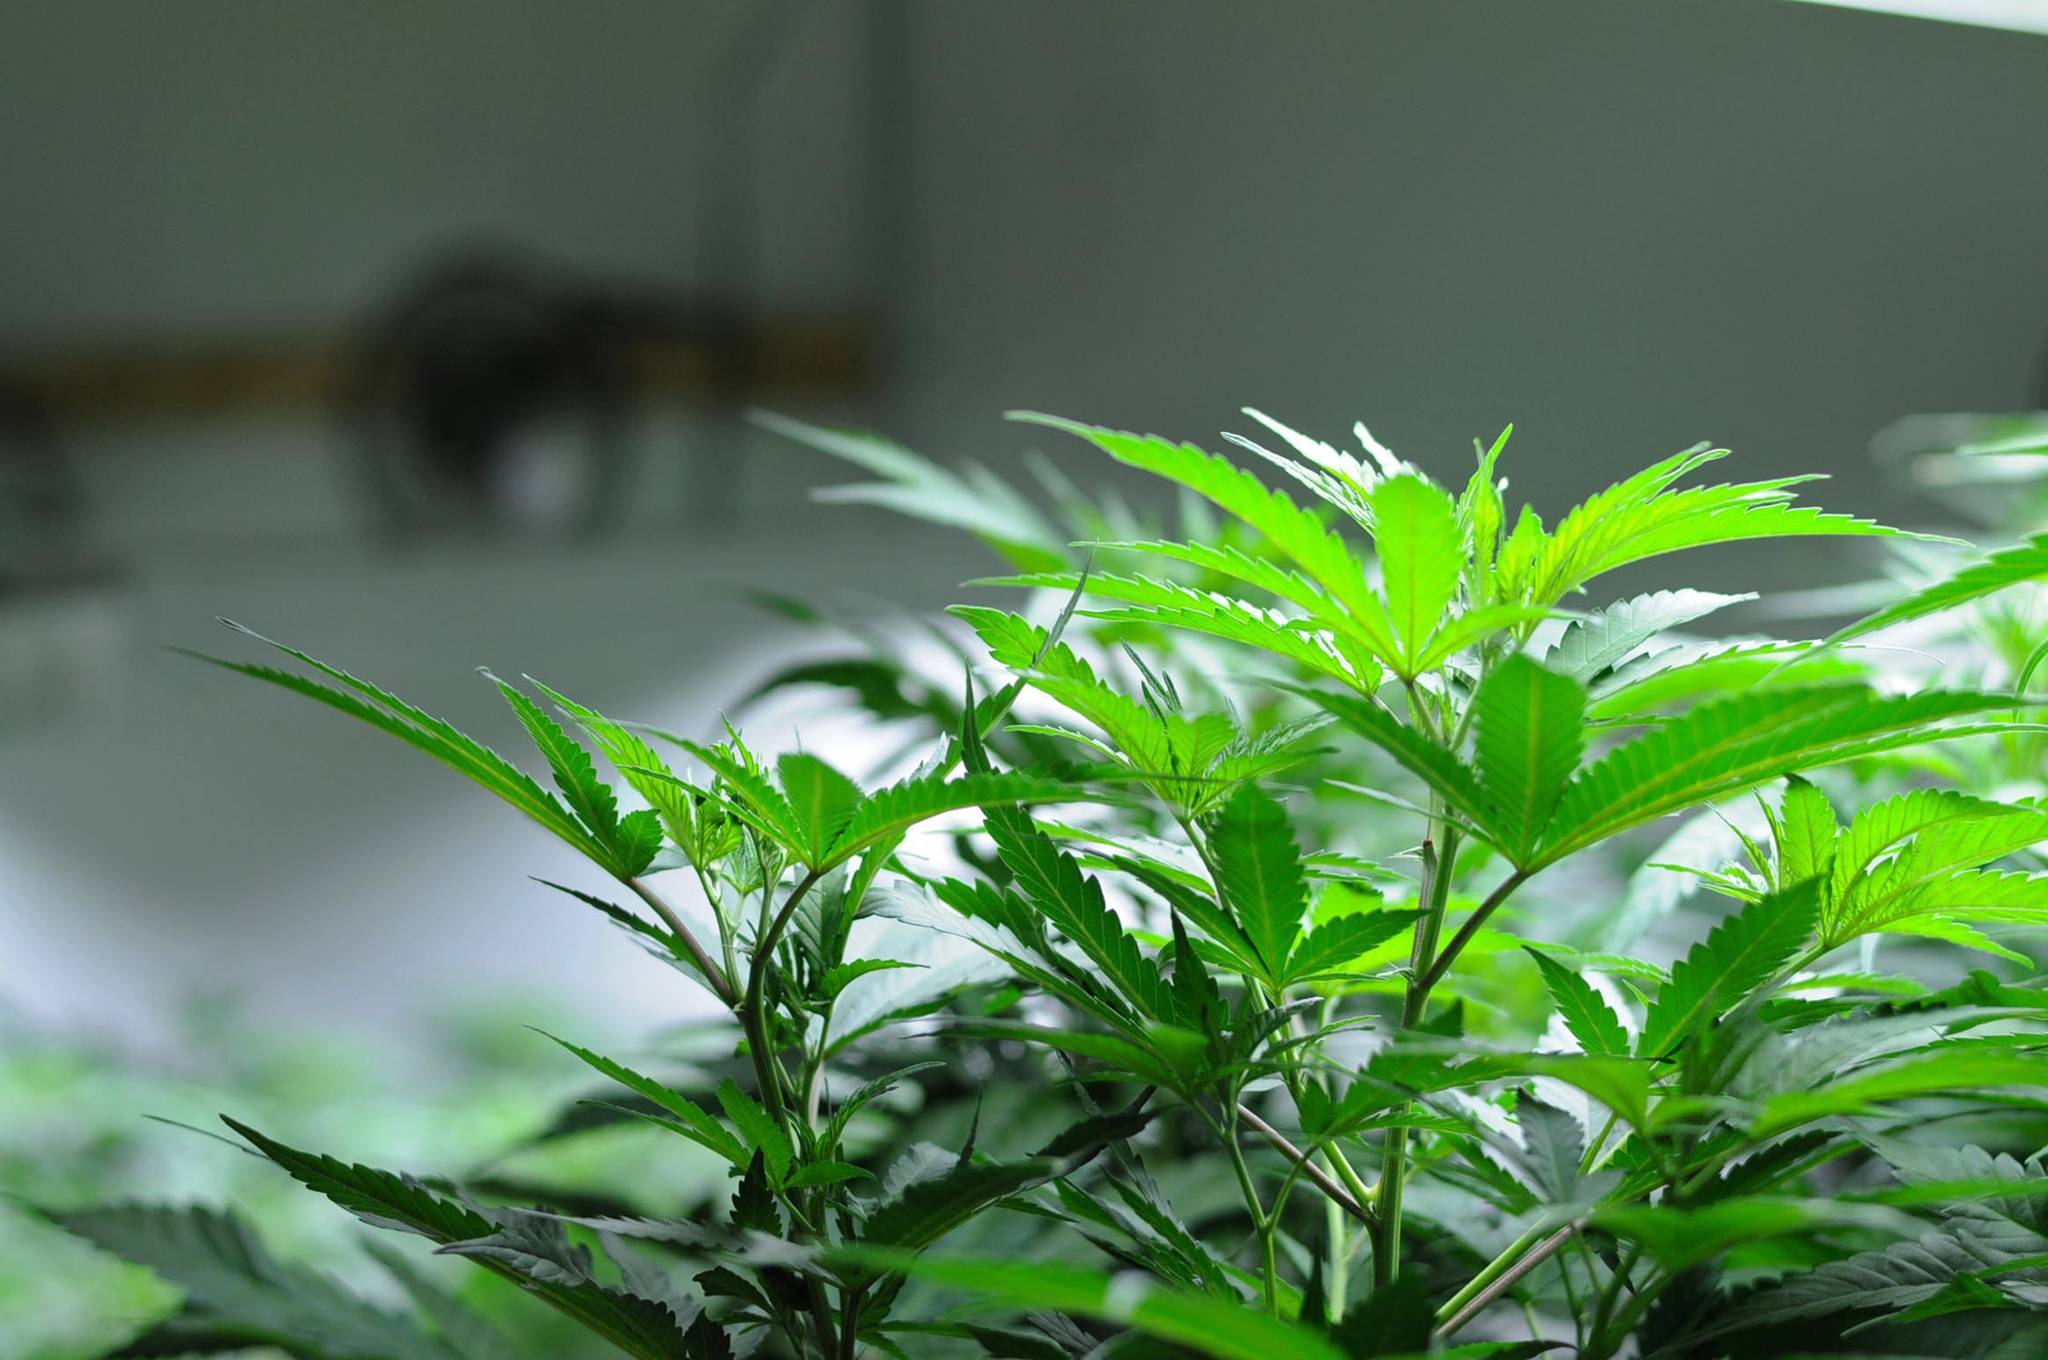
54, 1204, 459, 1360
539, 1034, 747, 1167
831, 1248, 1348, 1360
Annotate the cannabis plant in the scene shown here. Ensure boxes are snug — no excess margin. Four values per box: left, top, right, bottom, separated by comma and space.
52, 410, 2048, 1359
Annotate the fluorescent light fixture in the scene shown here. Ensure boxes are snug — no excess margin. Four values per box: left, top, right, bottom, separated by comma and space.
1790, 0, 2048, 35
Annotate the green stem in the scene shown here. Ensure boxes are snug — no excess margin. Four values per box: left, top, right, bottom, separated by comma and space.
836, 1282, 867, 1360
1587, 1244, 1643, 1357
1435, 1221, 1548, 1324
628, 877, 736, 1007
688, 859, 746, 1003
1374, 824, 1461, 1289
802, 1278, 838, 1360
1220, 1104, 1278, 1312
743, 866, 825, 1123
1326, 1197, 1348, 1318
1434, 1220, 1581, 1339
1235, 1101, 1372, 1224
1579, 1111, 1619, 1175
1415, 866, 1528, 996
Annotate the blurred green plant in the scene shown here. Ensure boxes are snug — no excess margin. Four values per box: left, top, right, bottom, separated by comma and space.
40, 406, 2048, 1357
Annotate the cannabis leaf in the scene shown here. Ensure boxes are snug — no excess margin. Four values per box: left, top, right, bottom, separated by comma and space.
1637, 880, 1820, 1058
1473, 655, 1586, 865
1210, 783, 1309, 980
1830, 533, 2048, 645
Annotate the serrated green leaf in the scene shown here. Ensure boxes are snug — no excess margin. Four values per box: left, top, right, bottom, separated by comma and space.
1715, 1149, 2048, 1333
819, 958, 922, 1002
1014, 414, 1403, 663
54, 1205, 461, 1360
833, 770, 1079, 862
1776, 776, 1839, 887
1832, 534, 2048, 645
1285, 685, 1495, 837
1371, 474, 1462, 671
493, 678, 622, 846
1750, 1052, 2048, 1138
530, 682, 699, 850
1827, 794, 2048, 944
1594, 1197, 1919, 1273
1331, 1268, 1434, 1356
672, 740, 806, 853
1511, 1093, 1585, 1201
715, 1078, 793, 1184
609, 809, 663, 878
1210, 784, 1308, 979
1473, 655, 1586, 864
775, 751, 866, 864
972, 569, 1367, 687
986, 807, 1175, 1022
184, 632, 598, 861
219, 1120, 690, 1359
830, 1249, 1348, 1360
1638, 881, 1821, 1058
1546, 589, 1753, 680
786, 1161, 872, 1189
1282, 909, 1417, 984
859, 1157, 1059, 1256
1544, 688, 2020, 865
757, 410, 1068, 571
1523, 447, 1926, 606
729, 1152, 780, 1235
221, 1117, 494, 1243
1525, 947, 1630, 1056
820, 1061, 946, 1157
539, 1034, 748, 1168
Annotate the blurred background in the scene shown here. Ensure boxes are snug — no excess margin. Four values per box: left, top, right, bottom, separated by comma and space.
1, 0, 2046, 1349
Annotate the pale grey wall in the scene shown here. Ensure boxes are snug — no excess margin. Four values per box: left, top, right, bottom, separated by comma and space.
3, 1, 2045, 1043
890, 0, 2048, 534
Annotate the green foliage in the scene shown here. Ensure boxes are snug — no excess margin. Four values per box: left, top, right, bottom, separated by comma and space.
1636, 880, 1821, 1058
1210, 783, 1309, 980
65, 406, 2048, 1360
51, 1205, 485, 1360
1472, 655, 1585, 865
1831, 533, 2048, 645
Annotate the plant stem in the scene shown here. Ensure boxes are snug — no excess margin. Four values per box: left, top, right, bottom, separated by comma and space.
743, 866, 825, 1123
803, 1279, 839, 1359
1220, 1104, 1278, 1312
1235, 1101, 1373, 1225
1374, 823, 1461, 1288
1326, 1196, 1348, 1318
628, 877, 737, 1007
1579, 1111, 1619, 1175
836, 1282, 867, 1360
1587, 1243, 1643, 1356
1434, 1219, 1581, 1339
1415, 866, 1528, 995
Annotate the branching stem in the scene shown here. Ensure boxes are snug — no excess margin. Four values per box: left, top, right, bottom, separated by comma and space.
1235, 1101, 1373, 1225
628, 877, 737, 1007
1435, 1219, 1582, 1339
743, 866, 826, 1123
